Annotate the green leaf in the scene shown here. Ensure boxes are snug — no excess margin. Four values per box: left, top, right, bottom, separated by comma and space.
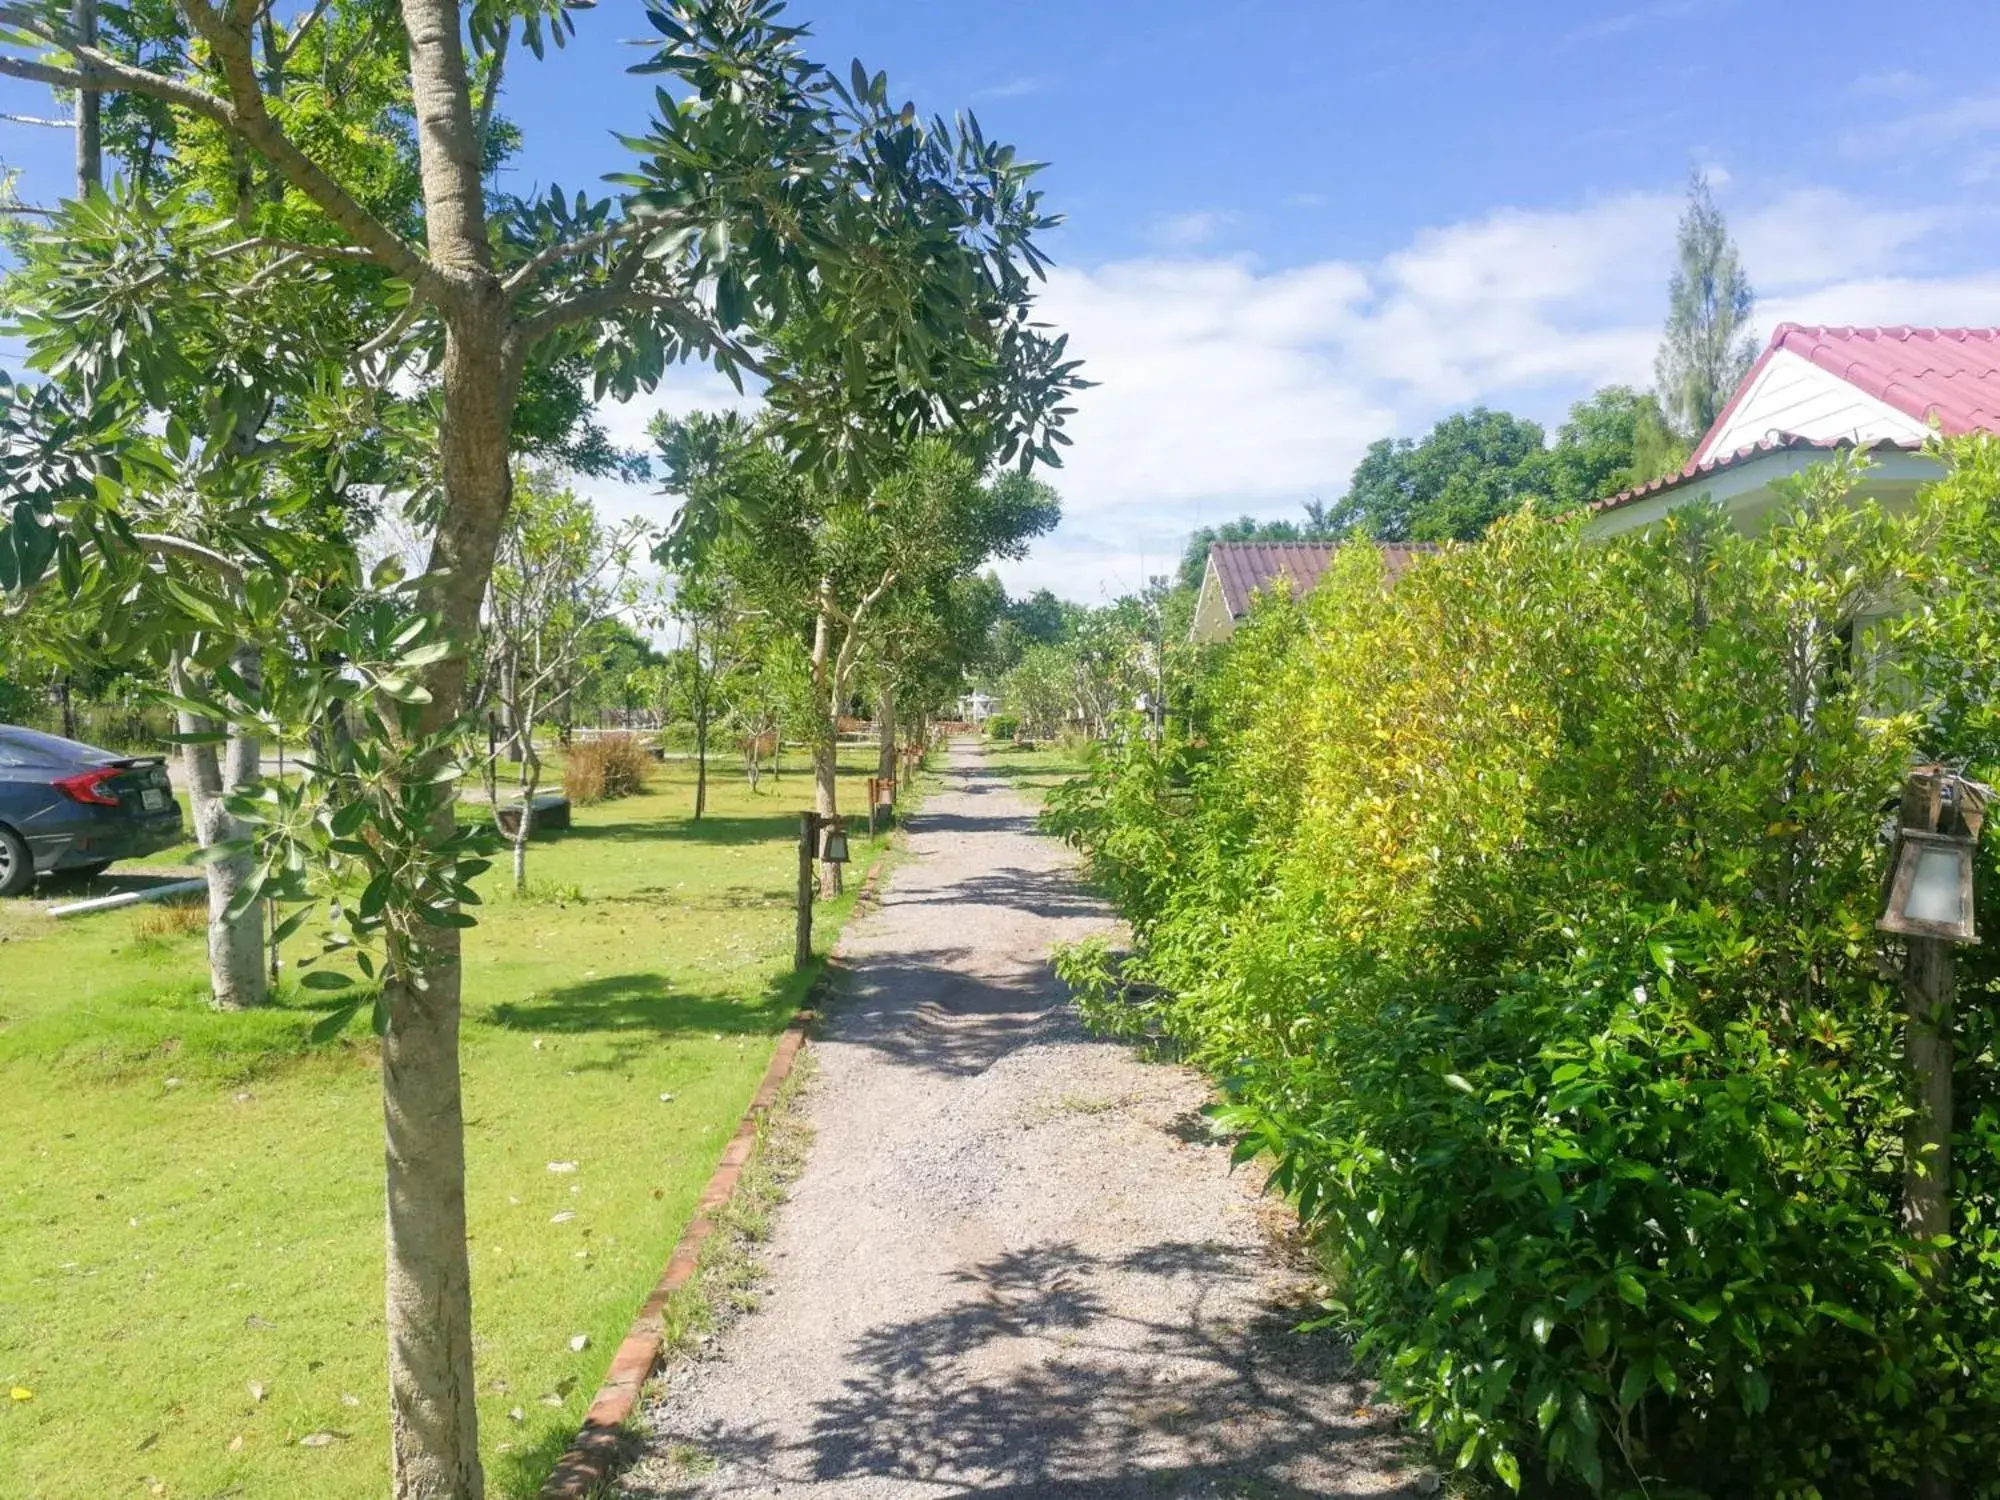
309, 1002, 362, 1043
1443, 1072, 1476, 1095
1617, 1361, 1649, 1410
1491, 1447, 1521, 1492
299, 970, 352, 992
222, 863, 269, 924
1614, 1269, 1647, 1307
1536, 1390, 1561, 1434
359, 873, 393, 920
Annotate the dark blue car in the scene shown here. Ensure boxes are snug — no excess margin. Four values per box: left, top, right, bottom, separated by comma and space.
0, 726, 185, 896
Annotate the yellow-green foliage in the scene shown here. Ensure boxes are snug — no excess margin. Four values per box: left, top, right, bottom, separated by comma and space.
1049, 441, 2000, 1497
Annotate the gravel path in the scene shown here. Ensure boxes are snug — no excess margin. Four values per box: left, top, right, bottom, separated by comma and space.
622, 741, 1418, 1499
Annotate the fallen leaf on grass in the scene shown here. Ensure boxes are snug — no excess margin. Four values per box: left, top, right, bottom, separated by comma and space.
247, 1381, 267, 1403
227, 1435, 244, 1452
568, 1334, 589, 1352
546, 1161, 577, 1174
298, 1431, 347, 1448
549, 1211, 576, 1224
9, 1386, 32, 1402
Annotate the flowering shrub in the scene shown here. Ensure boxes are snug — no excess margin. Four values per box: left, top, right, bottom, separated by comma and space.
1047, 443, 2000, 1496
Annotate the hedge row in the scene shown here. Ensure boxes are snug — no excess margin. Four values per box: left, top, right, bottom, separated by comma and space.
1047, 444, 2000, 1497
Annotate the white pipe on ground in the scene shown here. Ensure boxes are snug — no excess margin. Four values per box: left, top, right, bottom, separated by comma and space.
48, 877, 206, 920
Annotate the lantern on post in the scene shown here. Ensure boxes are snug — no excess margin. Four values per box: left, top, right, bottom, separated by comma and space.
819, 818, 850, 866
1879, 770, 1985, 944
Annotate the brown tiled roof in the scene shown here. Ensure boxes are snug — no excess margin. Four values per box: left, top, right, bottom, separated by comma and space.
1208, 541, 1432, 618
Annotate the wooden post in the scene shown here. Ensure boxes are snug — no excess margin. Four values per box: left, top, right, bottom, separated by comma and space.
1898, 770, 1958, 1273
794, 810, 818, 970
866, 778, 879, 839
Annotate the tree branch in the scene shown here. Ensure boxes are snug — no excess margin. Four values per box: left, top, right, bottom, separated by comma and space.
0, 111, 75, 127
474, 21, 507, 151
135, 532, 248, 587
499, 214, 680, 298
510, 278, 776, 385
178, 3, 435, 286
277, 0, 332, 63
211, 234, 385, 264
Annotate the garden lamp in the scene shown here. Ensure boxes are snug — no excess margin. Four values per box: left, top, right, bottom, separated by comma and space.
820, 820, 850, 866
1879, 770, 1985, 945
1879, 829, 1978, 944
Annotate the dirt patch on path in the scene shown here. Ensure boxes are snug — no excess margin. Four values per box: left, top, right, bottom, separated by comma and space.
622, 741, 1419, 1499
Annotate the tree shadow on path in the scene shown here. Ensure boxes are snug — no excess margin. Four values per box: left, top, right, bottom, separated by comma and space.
635, 1240, 1414, 1499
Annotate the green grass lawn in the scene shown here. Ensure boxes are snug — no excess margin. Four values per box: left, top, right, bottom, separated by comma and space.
971, 736, 1095, 806
0, 747, 898, 1500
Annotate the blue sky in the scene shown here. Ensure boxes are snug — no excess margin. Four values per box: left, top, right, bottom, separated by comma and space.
8, 1, 2000, 599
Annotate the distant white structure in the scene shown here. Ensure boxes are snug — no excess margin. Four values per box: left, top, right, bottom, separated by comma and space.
957, 689, 996, 724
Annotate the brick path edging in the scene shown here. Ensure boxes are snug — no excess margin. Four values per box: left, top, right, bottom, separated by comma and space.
537, 838, 901, 1499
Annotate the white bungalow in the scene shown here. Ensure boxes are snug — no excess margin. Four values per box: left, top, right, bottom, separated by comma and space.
1585, 324, 2000, 537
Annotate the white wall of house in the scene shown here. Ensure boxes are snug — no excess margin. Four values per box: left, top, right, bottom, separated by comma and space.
1189, 557, 1238, 643
1696, 350, 1932, 464
1585, 447, 1941, 539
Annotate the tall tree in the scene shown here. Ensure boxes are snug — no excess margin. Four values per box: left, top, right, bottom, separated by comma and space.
0, 5, 1080, 1495
1330, 407, 1550, 542
1655, 171, 1757, 443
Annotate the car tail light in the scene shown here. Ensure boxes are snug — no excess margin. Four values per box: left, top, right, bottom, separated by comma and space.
54, 768, 123, 806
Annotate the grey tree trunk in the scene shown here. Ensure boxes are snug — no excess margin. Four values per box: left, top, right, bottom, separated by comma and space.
876, 684, 897, 781
173, 648, 267, 1010
72, 0, 99, 195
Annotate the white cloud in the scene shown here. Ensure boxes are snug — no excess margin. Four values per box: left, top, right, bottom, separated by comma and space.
1839, 92, 2000, 174
974, 75, 1046, 100
1148, 210, 1238, 250
1734, 189, 1959, 292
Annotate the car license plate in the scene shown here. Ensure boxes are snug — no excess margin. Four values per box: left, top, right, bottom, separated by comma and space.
142, 788, 168, 811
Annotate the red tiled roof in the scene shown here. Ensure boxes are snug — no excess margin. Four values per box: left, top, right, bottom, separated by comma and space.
1762, 324, 2000, 436
1208, 541, 1431, 617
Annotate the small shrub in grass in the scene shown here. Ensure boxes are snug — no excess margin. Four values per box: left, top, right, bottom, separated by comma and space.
563, 734, 650, 805
131, 896, 206, 947
983, 713, 1019, 741
1046, 441, 2000, 1496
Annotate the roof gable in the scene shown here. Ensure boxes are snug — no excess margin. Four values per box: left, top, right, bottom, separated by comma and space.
1694, 324, 2000, 465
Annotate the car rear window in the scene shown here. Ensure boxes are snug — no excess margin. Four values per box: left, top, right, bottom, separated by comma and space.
0, 726, 121, 768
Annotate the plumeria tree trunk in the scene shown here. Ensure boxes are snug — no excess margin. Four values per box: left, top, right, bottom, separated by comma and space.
381, 8, 520, 1492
